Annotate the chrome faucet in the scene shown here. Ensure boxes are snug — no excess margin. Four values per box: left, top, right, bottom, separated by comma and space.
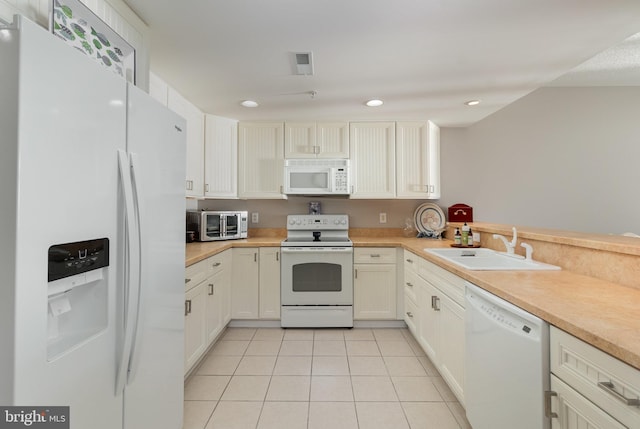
493, 227, 519, 257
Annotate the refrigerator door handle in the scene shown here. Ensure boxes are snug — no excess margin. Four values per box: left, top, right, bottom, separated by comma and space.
125, 152, 145, 385
115, 150, 142, 395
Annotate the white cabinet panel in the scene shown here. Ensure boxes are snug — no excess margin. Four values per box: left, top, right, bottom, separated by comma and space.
148, 71, 168, 106
231, 248, 259, 318
184, 282, 206, 373
259, 247, 281, 319
238, 122, 285, 198
205, 115, 238, 198
168, 88, 204, 197
285, 122, 349, 158
354, 263, 397, 319
349, 122, 396, 198
551, 376, 628, 429
396, 121, 440, 199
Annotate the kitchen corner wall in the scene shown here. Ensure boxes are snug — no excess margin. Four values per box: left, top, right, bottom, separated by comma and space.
197, 198, 426, 229
438, 86, 640, 235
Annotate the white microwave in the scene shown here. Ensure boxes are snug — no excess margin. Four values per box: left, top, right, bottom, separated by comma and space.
283, 159, 350, 195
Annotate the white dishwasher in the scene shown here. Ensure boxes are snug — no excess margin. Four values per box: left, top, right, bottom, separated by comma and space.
465, 282, 550, 429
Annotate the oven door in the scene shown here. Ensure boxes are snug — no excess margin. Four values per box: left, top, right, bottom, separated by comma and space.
281, 247, 353, 305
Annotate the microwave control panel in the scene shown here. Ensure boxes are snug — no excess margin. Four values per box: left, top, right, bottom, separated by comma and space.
334, 168, 349, 193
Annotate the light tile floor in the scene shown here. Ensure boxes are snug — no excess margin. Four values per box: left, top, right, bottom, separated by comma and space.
184, 327, 472, 429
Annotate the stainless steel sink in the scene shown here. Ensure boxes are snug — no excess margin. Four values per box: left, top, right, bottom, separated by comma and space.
424, 248, 561, 271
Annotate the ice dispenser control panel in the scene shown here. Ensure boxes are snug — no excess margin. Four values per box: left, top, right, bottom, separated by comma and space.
48, 238, 109, 282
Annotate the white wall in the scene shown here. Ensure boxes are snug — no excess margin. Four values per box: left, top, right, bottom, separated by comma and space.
439, 87, 640, 235
198, 198, 427, 230
0, 0, 150, 90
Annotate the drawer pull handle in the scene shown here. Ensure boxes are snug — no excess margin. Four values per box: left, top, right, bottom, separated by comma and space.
431, 296, 440, 311
212, 262, 221, 267
208, 283, 214, 295
598, 381, 640, 406
406, 282, 413, 287
370, 254, 381, 258
406, 259, 413, 263
185, 278, 191, 284
406, 312, 413, 318
185, 299, 192, 316
544, 391, 558, 418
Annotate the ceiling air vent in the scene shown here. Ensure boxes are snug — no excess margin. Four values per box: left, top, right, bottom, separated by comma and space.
293, 52, 314, 75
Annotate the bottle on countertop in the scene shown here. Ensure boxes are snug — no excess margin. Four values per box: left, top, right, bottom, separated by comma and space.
467, 228, 474, 246
454, 228, 462, 245
461, 222, 470, 246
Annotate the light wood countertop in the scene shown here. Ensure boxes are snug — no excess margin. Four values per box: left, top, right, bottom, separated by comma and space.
185, 235, 640, 370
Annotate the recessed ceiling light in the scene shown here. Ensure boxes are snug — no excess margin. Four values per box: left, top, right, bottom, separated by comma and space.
465, 100, 481, 106
365, 99, 384, 107
241, 100, 258, 107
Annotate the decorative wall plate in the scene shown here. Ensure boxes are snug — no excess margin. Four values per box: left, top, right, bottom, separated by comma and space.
414, 203, 446, 233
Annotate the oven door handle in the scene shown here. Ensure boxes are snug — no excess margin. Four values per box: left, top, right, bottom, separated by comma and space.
281, 247, 353, 253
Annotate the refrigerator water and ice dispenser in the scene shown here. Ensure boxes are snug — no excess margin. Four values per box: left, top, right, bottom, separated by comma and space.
47, 238, 109, 360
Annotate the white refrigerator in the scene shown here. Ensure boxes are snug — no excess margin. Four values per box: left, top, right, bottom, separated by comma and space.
0, 15, 186, 429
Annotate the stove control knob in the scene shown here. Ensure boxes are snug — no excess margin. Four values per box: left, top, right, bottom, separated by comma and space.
341, 219, 347, 225
334, 219, 340, 225
296, 219, 302, 225
289, 219, 296, 225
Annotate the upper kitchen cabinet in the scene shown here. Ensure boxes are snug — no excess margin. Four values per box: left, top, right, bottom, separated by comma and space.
205, 115, 238, 198
349, 122, 396, 198
285, 122, 349, 158
238, 122, 286, 199
396, 121, 440, 199
167, 88, 204, 198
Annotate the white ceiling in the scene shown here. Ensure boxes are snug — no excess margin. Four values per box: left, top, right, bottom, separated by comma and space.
124, 0, 640, 127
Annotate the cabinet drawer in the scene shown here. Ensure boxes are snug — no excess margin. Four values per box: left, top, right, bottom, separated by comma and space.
419, 258, 465, 308
403, 269, 419, 303
550, 327, 640, 428
208, 251, 229, 276
404, 292, 418, 336
185, 258, 209, 291
404, 250, 419, 273
354, 247, 396, 264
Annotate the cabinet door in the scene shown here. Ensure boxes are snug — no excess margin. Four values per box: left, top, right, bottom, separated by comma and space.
284, 122, 317, 158
205, 115, 238, 198
184, 282, 207, 373
259, 247, 281, 319
219, 252, 232, 326
353, 263, 397, 319
349, 122, 396, 198
438, 293, 465, 404
418, 279, 439, 364
551, 376, 628, 429
396, 121, 440, 199
238, 122, 285, 198
317, 122, 349, 158
231, 248, 259, 319
205, 270, 224, 343
168, 88, 204, 197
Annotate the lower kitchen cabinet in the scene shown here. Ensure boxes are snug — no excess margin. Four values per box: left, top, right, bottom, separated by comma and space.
354, 248, 397, 319
549, 327, 640, 429
231, 248, 259, 319
259, 247, 281, 319
404, 251, 466, 404
550, 376, 627, 429
185, 250, 232, 375
184, 281, 207, 373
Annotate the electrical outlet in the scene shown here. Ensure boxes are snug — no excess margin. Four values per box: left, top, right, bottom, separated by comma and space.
379, 213, 387, 224
251, 212, 259, 223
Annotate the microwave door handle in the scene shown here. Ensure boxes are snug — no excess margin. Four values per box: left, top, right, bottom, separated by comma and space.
221, 215, 226, 237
